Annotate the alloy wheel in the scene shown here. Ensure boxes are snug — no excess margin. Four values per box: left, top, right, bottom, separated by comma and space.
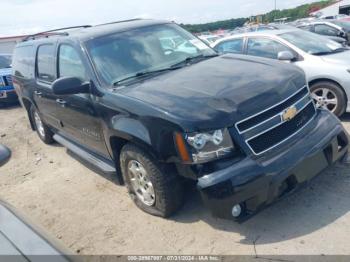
127, 160, 156, 206
311, 88, 338, 113
34, 111, 45, 138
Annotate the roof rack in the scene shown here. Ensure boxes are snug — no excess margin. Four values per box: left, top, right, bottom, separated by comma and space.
95, 18, 144, 27
22, 25, 92, 41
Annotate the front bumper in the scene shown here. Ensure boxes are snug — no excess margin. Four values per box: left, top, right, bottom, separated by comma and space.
0, 89, 18, 103
198, 110, 349, 220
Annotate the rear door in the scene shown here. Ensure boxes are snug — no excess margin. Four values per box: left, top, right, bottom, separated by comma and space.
54, 43, 109, 157
33, 43, 61, 129
246, 37, 296, 60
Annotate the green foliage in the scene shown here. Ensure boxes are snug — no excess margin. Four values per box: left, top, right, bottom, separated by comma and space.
182, 0, 333, 33
180, 18, 247, 33
263, 0, 333, 23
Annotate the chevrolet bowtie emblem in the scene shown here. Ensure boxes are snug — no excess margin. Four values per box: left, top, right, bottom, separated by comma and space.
282, 106, 297, 122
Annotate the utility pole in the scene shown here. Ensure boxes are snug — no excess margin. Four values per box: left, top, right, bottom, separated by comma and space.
274, 0, 277, 11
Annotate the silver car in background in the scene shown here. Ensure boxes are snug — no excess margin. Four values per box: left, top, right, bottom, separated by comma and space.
211, 29, 350, 116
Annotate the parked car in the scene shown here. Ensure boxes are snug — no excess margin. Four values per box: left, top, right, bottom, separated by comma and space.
198, 35, 221, 45
0, 54, 17, 104
160, 36, 198, 54
330, 20, 350, 40
296, 20, 349, 45
231, 24, 278, 35
321, 14, 349, 20
212, 29, 350, 116
13, 19, 349, 220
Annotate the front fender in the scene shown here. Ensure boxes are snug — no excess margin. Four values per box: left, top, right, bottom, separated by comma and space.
105, 116, 159, 162
105, 115, 181, 164
111, 117, 151, 145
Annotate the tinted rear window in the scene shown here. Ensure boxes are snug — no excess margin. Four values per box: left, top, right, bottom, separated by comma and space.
13, 46, 34, 78
36, 44, 55, 82
0, 55, 12, 69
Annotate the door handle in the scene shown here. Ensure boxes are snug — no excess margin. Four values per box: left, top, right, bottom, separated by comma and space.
56, 98, 67, 106
34, 91, 42, 97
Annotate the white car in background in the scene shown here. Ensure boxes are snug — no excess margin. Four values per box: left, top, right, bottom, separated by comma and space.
211, 29, 350, 116
160, 36, 197, 54
198, 35, 221, 45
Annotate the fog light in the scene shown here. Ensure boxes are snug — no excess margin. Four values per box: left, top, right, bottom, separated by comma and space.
231, 204, 242, 217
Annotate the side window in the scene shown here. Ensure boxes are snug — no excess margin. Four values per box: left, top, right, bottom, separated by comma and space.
36, 44, 55, 82
247, 38, 291, 59
314, 24, 339, 36
58, 45, 86, 80
298, 25, 313, 32
12, 46, 34, 79
215, 39, 243, 54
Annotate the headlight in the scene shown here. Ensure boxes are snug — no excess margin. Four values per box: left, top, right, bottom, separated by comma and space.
0, 77, 4, 87
175, 128, 235, 163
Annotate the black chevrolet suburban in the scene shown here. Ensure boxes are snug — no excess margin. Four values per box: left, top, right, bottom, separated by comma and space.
12, 19, 349, 220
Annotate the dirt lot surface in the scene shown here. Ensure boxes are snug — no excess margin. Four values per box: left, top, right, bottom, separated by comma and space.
1, 104, 350, 255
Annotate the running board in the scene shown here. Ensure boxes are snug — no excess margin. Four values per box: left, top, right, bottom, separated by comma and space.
53, 134, 116, 175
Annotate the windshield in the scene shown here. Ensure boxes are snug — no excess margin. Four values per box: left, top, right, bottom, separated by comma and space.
279, 30, 343, 55
332, 20, 350, 31
86, 23, 216, 86
0, 55, 12, 69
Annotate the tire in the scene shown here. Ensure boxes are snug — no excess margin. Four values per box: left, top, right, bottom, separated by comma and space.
120, 143, 184, 217
310, 81, 346, 117
30, 105, 54, 144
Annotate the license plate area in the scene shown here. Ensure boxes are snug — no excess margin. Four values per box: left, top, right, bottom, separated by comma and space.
292, 151, 329, 184
0, 91, 7, 98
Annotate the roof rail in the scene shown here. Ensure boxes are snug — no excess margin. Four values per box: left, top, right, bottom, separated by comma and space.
95, 18, 144, 27
22, 25, 92, 41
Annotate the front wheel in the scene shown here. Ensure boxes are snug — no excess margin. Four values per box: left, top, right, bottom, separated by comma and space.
310, 81, 346, 117
120, 144, 184, 217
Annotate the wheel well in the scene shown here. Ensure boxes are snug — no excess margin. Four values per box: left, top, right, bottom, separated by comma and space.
109, 136, 163, 184
22, 98, 35, 130
309, 78, 347, 103
110, 136, 129, 185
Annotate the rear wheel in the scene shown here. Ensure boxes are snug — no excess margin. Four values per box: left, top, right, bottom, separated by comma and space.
30, 106, 54, 144
120, 143, 184, 217
310, 81, 346, 117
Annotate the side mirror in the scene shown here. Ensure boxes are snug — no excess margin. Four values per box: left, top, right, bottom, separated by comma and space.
0, 144, 11, 167
339, 31, 346, 37
52, 77, 90, 95
278, 51, 295, 61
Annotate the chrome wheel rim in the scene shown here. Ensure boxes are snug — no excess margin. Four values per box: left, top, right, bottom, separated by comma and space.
311, 88, 338, 112
127, 160, 155, 206
34, 111, 45, 138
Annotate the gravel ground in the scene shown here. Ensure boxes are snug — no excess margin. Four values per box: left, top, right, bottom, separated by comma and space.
1, 104, 350, 255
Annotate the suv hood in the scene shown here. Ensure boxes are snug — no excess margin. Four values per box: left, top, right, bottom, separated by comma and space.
119, 54, 306, 131
320, 50, 350, 66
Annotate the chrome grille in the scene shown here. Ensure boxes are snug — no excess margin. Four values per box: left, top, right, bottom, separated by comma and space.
5, 75, 12, 86
235, 86, 316, 155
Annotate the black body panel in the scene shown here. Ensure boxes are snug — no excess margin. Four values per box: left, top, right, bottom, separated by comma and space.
11, 19, 349, 220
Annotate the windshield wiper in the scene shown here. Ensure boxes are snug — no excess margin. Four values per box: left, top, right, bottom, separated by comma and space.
112, 54, 218, 86
113, 66, 183, 86
312, 48, 347, 56
170, 54, 218, 68
332, 47, 347, 53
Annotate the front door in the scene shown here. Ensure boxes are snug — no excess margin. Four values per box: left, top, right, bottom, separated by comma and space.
54, 44, 109, 157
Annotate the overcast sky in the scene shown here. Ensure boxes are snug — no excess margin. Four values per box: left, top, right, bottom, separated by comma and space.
0, 0, 318, 36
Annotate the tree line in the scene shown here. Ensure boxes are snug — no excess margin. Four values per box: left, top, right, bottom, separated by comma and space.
181, 0, 333, 33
